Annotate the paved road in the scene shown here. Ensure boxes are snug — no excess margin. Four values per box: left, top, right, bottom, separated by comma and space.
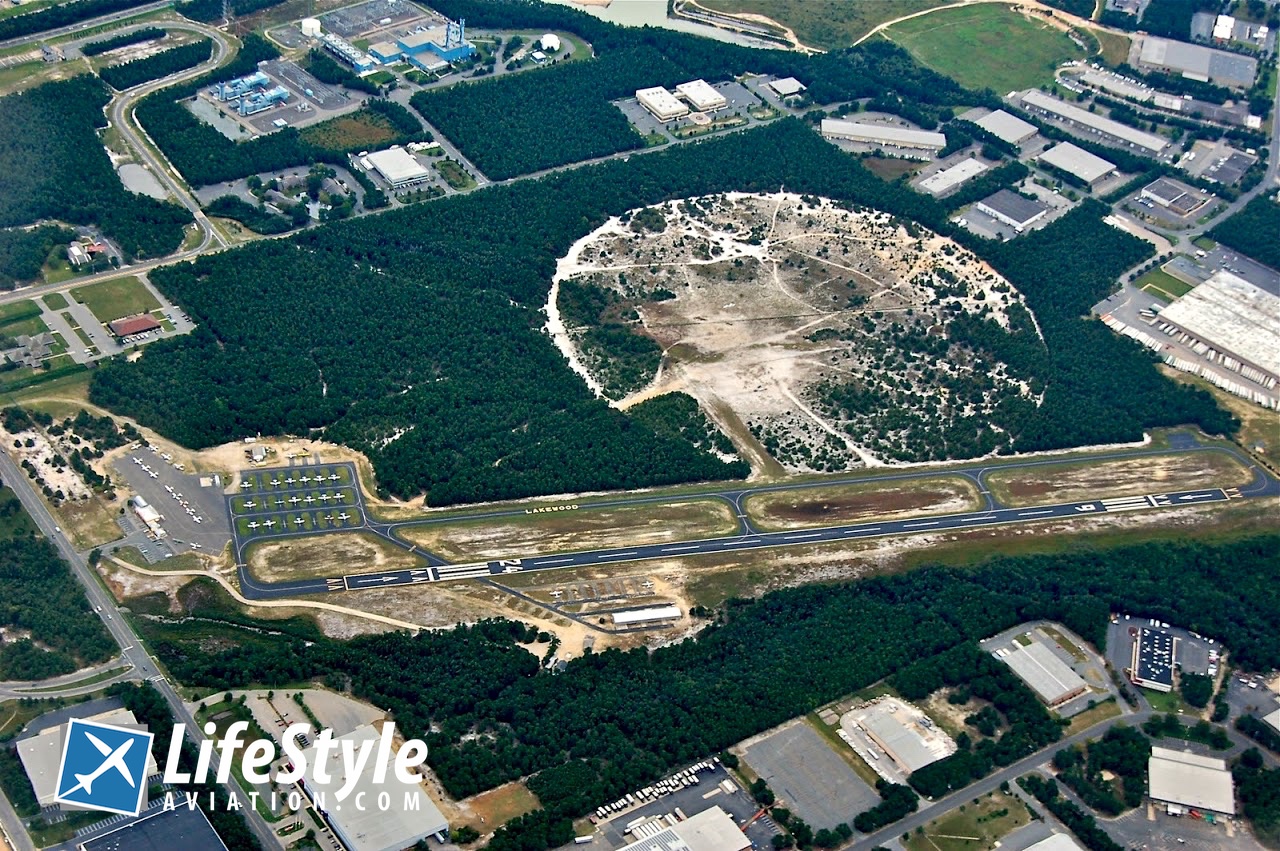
0, 658, 136, 699
234, 438, 1277, 599
0, 452, 280, 851
0, 0, 172, 50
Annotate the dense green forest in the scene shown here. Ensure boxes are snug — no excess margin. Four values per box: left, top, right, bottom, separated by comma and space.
1236, 749, 1280, 846
98, 38, 212, 91
0, 225, 76, 288
81, 26, 167, 57
0, 0, 153, 41
139, 535, 1278, 848
1209, 192, 1280, 271
627, 393, 742, 464
0, 77, 191, 260
304, 48, 381, 95
0, 535, 116, 679
204, 195, 296, 234
91, 117, 1230, 502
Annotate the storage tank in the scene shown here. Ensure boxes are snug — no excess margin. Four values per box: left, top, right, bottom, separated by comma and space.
300, 17, 322, 37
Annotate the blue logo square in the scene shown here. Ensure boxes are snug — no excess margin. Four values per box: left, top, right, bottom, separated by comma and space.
55, 718, 154, 816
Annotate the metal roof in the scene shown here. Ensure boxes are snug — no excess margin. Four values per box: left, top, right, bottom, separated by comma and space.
1135, 627, 1175, 687
973, 109, 1037, 144
820, 119, 946, 149
366, 147, 431, 185
619, 808, 750, 851
1025, 836, 1086, 851
1158, 271, 1280, 379
1139, 36, 1257, 87
1037, 142, 1117, 183
613, 605, 681, 625
999, 640, 1087, 704
768, 77, 806, 96
976, 189, 1048, 226
1021, 90, 1168, 153
1149, 747, 1236, 814
920, 159, 989, 194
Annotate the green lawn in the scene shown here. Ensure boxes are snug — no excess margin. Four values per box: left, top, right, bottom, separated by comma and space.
1144, 687, 1189, 714
905, 790, 1033, 851
70, 275, 159, 323
0, 300, 41, 324
700, 0, 949, 50
883, 4, 1086, 94
41, 291, 68, 310
1137, 265, 1195, 302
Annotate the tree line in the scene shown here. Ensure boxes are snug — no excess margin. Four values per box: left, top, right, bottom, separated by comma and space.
0, 0, 153, 41
98, 38, 213, 91
81, 26, 166, 57
1209, 191, 1280, 271
0, 76, 191, 261
0, 225, 77, 288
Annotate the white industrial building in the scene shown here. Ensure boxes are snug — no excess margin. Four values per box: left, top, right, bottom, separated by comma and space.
995, 640, 1088, 706
920, 159, 989, 195
362, 147, 432, 188
841, 697, 956, 774
675, 79, 727, 112
17, 709, 159, 807
1020, 90, 1168, 155
612, 605, 681, 626
1025, 836, 1085, 851
820, 119, 946, 151
301, 724, 448, 851
974, 109, 1037, 145
636, 86, 689, 121
1037, 142, 1117, 186
1155, 271, 1280, 387
618, 807, 750, 851
766, 77, 806, 98
975, 189, 1049, 231
1148, 747, 1236, 816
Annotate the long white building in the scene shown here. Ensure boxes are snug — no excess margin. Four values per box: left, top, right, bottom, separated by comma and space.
1020, 90, 1168, 155
820, 119, 946, 151
636, 86, 689, 121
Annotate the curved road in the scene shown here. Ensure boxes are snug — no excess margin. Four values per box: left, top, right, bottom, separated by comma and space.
0, 0, 172, 51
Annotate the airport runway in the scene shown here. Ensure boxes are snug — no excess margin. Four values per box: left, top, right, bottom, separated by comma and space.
237, 483, 1256, 600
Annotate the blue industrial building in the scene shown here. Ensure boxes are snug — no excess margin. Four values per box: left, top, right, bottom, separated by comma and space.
320, 31, 375, 73
239, 85, 290, 115
397, 17, 475, 66
215, 70, 270, 101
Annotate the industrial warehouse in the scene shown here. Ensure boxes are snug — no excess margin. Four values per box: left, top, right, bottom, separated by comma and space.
1130, 626, 1175, 692
972, 108, 1037, 146
1148, 747, 1236, 817
994, 639, 1088, 706
1019, 90, 1168, 156
840, 697, 956, 777
919, 158, 988, 195
617, 807, 751, 851
1138, 36, 1258, 88
1140, 177, 1209, 216
1037, 141, 1118, 186
16, 707, 159, 806
819, 119, 946, 152
1153, 271, 1280, 390
362, 146, 433, 188
974, 189, 1049, 232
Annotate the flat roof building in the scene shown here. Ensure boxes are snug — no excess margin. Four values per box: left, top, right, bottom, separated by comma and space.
618, 807, 750, 851
109, 314, 162, 338
368, 41, 402, 64
820, 119, 946, 151
1021, 90, 1168, 155
1140, 177, 1206, 215
1037, 141, 1117, 186
1156, 271, 1280, 386
919, 159, 989, 195
1139, 36, 1257, 88
676, 79, 727, 112
17, 708, 159, 807
767, 76, 806, 97
1149, 747, 1236, 815
1024, 836, 1086, 851
612, 605, 681, 625
364, 147, 432, 188
636, 86, 689, 121
974, 109, 1037, 145
1130, 627, 1175, 692
975, 189, 1049, 231
997, 640, 1088, 706
843, 697, 956, 774
301, 723, 448, 851
81, 806, 228, 851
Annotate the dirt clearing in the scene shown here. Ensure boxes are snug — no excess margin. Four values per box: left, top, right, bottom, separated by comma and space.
745, 476, 981, 530
396, 499, 738, 561
987, 451, 1253, 506
246, 532, 424, 582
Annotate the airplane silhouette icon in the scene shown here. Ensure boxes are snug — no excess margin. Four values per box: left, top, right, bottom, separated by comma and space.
62, 734, 137, 797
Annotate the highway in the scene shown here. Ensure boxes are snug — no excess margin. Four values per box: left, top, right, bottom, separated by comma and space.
0, 453, 280, 850
0, 0, 172, 51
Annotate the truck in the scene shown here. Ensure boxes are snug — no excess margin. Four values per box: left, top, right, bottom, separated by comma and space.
575, 837, 593, 845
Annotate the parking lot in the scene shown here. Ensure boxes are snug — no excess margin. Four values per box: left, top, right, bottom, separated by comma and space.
578, 760, 777, 851
740, 720, 878, 830
616, 81, 765, 142
1104, 615, 1224, 696
980, 620, 1117, 717
111, 447, 233, 556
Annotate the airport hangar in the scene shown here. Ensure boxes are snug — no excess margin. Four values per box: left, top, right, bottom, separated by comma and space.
995, 640, 1088, 706
1148, 747, 1236, 817
1037, 142, 1117, 187
973, 109, 1037, 146
1019, 90, 1168, 156
820, 119, 946, 152
975, 189, 1049, 232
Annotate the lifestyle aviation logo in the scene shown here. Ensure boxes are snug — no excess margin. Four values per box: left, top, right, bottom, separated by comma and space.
54, 718, 154, 816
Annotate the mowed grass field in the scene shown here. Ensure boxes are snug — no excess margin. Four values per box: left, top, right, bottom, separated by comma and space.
700, 0, 949, 50
882, 4, 1086, 94
70, 275, 160, 323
